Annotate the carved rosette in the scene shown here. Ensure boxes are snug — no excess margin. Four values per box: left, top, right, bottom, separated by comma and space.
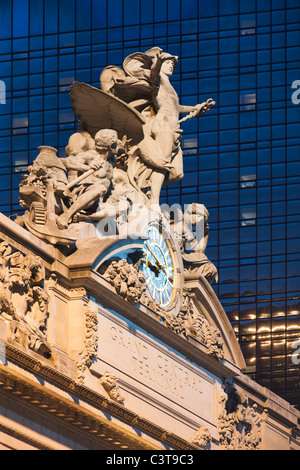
217, 385, 261, 450
0, 240, 51, 357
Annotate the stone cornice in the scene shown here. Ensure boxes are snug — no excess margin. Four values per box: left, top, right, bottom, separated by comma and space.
0, 414, 69, 450
2, 344, 200, 451
0, 213, 57, 265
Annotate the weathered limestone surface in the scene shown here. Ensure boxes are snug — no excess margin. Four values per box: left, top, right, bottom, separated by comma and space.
0, 213, 299, 451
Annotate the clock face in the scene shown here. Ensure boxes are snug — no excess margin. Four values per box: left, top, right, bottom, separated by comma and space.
142, 225, 174, 308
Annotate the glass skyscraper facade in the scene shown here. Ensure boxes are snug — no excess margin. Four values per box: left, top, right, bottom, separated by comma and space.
0, 0, 299, 408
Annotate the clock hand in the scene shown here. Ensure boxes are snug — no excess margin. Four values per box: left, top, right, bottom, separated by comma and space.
145, 243, 165, 271
146, 257, 160, 274
145, 243, 174, 284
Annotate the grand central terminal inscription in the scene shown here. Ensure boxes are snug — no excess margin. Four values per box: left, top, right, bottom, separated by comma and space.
91, 305, 218, 422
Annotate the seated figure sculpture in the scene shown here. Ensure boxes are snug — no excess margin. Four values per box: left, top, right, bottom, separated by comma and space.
18, 129, 119, 245
171, 203, 218, 285
56, 129, 118, 229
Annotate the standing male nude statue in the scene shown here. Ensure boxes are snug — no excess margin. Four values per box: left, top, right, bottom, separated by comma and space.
109, 48, 215, 207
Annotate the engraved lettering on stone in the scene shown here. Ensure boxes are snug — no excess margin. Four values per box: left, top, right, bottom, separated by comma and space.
110, 326, 202, 400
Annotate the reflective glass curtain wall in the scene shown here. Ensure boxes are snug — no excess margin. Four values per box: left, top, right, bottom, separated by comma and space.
0, 0, 299, 408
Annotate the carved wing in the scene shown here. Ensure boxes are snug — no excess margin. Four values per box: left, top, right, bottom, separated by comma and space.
69, 82, 145, 144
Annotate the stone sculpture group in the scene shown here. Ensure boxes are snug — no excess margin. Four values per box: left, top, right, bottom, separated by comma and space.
17, 47, 217, 287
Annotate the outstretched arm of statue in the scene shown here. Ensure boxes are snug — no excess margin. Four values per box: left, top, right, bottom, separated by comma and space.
178, 98, 215, 123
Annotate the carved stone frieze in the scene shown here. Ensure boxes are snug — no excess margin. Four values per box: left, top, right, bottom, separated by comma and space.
217, 384, 261, 450
102, 257, 147, 305
176, 289, 224, 361
77, 302, 98, 383
0, 241, 51, 357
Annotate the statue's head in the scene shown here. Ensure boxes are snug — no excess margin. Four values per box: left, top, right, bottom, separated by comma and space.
94, 129, 118, 156
65, 133, 90, 156
160, 53, 178, 76
185, 203, 208, 225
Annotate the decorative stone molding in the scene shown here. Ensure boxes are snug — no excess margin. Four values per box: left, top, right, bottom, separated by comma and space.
0, 241, 51, 358
76, 302, 98, 383
99, 372, 125, 405
217, 384, 261, 450
189, 426, 212, 449
0, 359, 198, 450
46, 273, 86, 299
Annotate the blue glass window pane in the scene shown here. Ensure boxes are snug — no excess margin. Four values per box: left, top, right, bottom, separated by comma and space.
59, 55, 75, 70
123, 0, 140, 25
59, 0, 75, 32
0, 2, 12, 39
166, 0, 180, 21
141, 0, 153, 23
13, 0, 28, 37
30, 58, 43, 74
220, 55, 238, 69
107, 0, 122, 27
0, 62, 11, 77
91, 0, 107, 28
154, 0, 166, 21
76, 0, 91, 30
29, 0, 44, 35
0, 191, 11, 204
44, 0, 58, 34
44, 56, 58, 72
13, 60, 28, 76
240, 36, 255, 51
198, 0, 218, 17
220, 38, 238, 53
